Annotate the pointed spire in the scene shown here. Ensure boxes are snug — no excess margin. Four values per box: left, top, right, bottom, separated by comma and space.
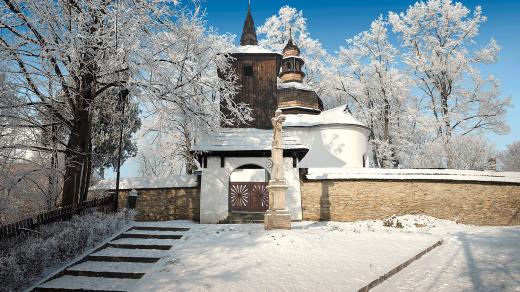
240, 0, 258, 46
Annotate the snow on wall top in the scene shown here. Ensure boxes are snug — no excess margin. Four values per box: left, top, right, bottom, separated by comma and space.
232, 45, 280, 55
90, 175, 199, 190
305, 168, 520, 184
191, 128, 307, 152
284, 105, 368, 128
277, 81, 315, 91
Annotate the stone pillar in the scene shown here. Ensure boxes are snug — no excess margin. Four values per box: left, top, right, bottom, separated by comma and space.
265, 110, 291, 230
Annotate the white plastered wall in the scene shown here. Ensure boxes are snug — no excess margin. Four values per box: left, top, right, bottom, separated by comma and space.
200, 156, 302, 223
230, 169, 268, 182
285, 125, 370, 168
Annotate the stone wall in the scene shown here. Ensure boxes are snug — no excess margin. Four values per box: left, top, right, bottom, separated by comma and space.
117, 187, 200, 221
301, 179, 520, 226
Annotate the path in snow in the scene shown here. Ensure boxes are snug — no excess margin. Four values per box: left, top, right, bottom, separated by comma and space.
374, 226, 520, 292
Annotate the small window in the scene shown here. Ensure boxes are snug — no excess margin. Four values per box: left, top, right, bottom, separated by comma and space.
287, 62, 293, 70
243, 64, 253, 77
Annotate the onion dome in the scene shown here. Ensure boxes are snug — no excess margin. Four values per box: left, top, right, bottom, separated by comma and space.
279, 29, 305, 83
283, 34, 301, 58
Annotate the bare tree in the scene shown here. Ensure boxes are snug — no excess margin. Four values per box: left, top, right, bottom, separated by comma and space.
498, 141, 520, 171
134, 9, 249, 176
389, 0, 511, 168
1, 0, 245, 206
0, 0, 144, 205
332, 17, 415, 168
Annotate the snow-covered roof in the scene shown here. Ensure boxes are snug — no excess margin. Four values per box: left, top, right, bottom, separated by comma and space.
191, 128, 307, 152
90, 175, 199, 190
232, 45, 280, 55
285, 105, 368, 128
277, 81, 315, 91
305, 168, 520, 184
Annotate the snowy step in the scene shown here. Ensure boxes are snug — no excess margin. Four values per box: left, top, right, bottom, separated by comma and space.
220, 212, 265, 223
124, 229, 185, 236
220, 219, 263, 224
109, 238, 178, 250
36, 275, 138, 291
65, 261, 154, 279
130, 226, 190, 232
87, 247, 167, 263
118, 231, 183, 239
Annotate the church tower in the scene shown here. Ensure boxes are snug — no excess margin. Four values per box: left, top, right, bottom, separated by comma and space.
220, 3, 282, 129
277, 32, 323, 115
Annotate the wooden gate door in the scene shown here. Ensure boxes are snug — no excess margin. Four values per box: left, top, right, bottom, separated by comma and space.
229, 182, 269, 212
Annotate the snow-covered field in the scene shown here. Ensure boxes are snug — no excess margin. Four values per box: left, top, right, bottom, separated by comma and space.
128, 216, 519, 292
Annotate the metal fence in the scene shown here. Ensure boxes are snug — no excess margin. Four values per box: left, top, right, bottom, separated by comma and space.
0, 194, 114, 240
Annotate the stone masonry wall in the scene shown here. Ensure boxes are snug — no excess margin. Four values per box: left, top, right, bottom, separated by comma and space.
118, 187, 200, 221
301, 179, 520, 226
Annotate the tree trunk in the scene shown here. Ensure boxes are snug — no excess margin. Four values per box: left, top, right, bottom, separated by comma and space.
47, 149, 59, 209
62, 107, 91, 206
62, 74, 94, 206
381, 99, 393, 168
440, 92, 453, 168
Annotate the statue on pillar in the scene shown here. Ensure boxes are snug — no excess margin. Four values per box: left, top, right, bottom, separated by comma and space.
265, 109, 291, 230
271, 109, 286, 183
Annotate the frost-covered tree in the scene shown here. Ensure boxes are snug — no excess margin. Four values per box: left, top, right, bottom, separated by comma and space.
0, 72, 55, 221
135, 104, 196, 177
389, 0, 511, 168
332, 17, 415, 168
0, 0, 151, 205
407, 135, 496, 170
257, 6, 331, 95
1, 0, 244, 206
498, 141, 520, 171
91, 91, 141, 179
135, 8, 248, 176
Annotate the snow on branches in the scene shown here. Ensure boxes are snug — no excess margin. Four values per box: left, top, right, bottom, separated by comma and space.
0, 0, 248, 206
389, 0, 511, 168
498, 141, 520, 172
331, 17, 414, 168
256, 2, 510, 169
257, 6, 331, 94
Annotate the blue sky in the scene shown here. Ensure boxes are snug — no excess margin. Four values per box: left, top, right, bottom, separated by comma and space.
109, 0, 519, 178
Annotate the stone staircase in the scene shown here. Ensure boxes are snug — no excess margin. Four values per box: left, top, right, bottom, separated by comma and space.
219, 212, 265, 224
33, 225, 189, 291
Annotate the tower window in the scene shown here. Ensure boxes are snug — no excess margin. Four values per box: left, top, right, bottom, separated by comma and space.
243, 64, 253, 77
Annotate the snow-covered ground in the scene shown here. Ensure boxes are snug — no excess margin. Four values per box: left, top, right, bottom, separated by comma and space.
374, 223, 520, 291
31, 216, 520, 291
129, 216, 520, 292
